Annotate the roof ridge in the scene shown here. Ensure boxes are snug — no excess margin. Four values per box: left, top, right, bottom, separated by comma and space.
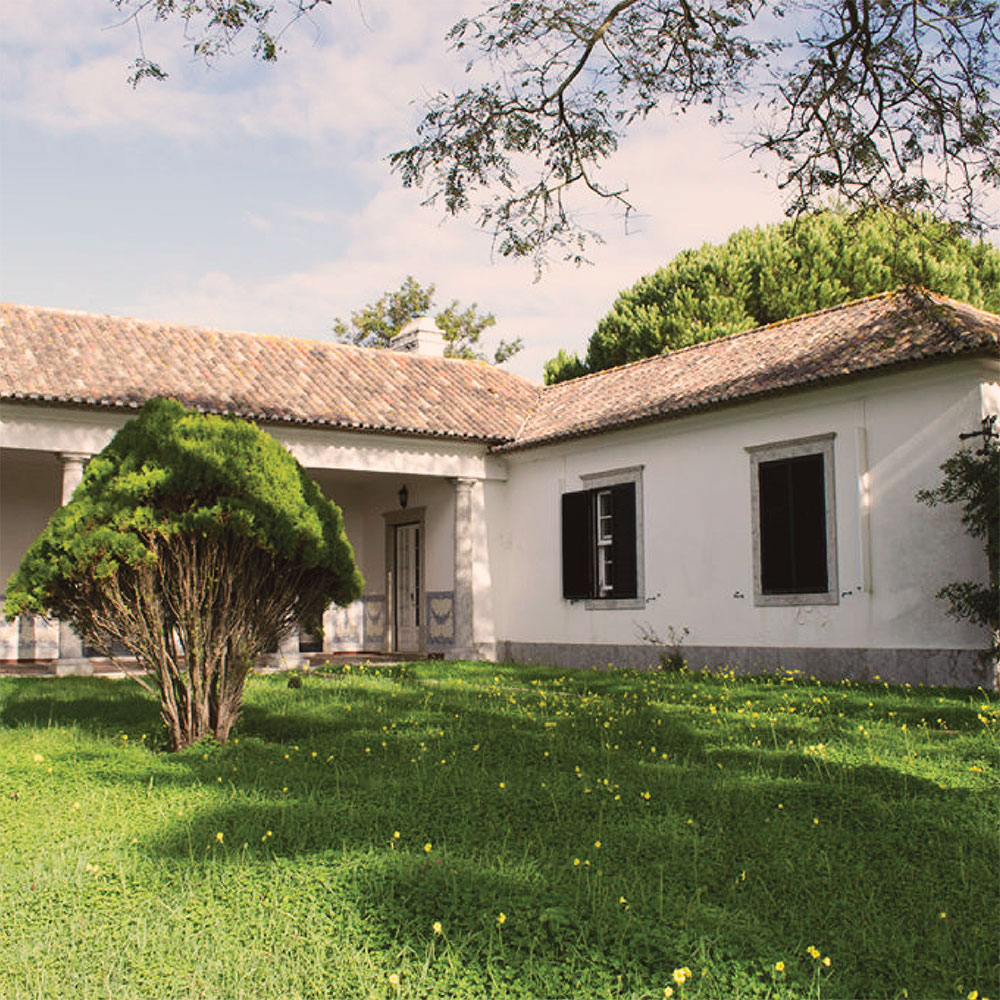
1, 302, 538, 384
542, 288, 908, 391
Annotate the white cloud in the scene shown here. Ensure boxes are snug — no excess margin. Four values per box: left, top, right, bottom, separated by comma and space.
243, 210, 272, 232
2, 0, 471, 151
125, 110, 787, 381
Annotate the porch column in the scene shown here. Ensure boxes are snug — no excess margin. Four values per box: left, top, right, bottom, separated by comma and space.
56, 452, 91, 673
59, 452, 89, 504
452, 477, 476, 657
278, 631, 301, 663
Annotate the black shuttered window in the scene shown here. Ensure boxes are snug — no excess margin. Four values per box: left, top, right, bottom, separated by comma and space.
561, 481, 637, 600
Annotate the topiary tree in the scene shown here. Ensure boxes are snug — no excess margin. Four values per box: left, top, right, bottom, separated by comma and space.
4, 398, 364, 750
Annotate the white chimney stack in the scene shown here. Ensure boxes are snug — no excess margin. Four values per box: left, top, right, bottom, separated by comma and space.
389, 317, 447, 358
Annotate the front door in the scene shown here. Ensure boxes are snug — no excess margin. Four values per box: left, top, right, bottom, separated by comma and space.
393, 522, 421, 652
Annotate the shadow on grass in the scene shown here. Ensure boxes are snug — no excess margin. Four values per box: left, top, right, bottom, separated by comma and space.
0, 676, 161, 735
2, 670, 997, 998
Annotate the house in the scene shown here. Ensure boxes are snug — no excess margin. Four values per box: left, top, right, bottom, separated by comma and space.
1, 288, 998, 686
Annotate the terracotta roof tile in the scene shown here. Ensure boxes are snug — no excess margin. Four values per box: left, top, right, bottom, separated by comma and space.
502, 288, 1000, 451
0, 305, 541, 443
1, 289, 996, 452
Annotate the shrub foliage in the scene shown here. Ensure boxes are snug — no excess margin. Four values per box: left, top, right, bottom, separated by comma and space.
4, 398, 364, 750
546, 209, 1000, 382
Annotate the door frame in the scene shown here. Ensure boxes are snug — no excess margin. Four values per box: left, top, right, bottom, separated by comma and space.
383, 506, 427, 653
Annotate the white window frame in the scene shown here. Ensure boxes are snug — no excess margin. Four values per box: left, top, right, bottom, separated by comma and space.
595, 488, 614, 596
579, 466, 645, 611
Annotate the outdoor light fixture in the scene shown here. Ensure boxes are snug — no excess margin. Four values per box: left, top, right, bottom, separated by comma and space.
398, 484, 409, 509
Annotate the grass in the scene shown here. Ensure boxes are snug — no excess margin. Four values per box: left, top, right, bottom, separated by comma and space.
0, 661, 997, 1000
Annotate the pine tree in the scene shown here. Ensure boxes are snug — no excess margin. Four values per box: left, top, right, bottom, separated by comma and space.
546, 210, 1000, 383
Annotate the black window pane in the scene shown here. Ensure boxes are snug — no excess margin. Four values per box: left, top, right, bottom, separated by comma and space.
759, 454, 827, 594
759, 460, 794, 592
790, 455, 828, 592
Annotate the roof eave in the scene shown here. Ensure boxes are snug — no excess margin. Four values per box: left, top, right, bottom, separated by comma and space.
0, 393, 518, 448
494, 346, 998, 454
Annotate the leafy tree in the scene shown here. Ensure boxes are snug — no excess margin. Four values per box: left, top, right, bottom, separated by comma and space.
546, 209, 1000, 382
917, 422, 1000, 674
113, 0, 999, 264
4, 398, 363, 751
543, 348, 589, 386
332, 275, 522, 365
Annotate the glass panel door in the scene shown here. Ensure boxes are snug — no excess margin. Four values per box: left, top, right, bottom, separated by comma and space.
393, 522, 420, 651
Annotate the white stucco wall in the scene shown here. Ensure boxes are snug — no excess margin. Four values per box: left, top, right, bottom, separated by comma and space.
2, 356, 996, 673
498, 358, 998, 656
0, 449, 62, 589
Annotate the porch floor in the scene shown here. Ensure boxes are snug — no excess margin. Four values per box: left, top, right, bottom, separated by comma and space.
0, 650, 432, 679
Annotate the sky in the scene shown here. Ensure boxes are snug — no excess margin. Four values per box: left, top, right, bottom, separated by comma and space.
2, 2, 992, 383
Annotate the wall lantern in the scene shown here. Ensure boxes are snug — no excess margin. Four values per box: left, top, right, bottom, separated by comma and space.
398, 484, 409, 509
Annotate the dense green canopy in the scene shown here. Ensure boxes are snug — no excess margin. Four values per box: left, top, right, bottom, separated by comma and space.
6, 398, 362, 617
545, 211, 1000, 383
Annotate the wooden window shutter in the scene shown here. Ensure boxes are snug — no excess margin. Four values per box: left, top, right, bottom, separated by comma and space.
561, 490, 593, 599
609, 482, 637, 598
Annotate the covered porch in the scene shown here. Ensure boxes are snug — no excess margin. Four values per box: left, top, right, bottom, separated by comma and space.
0, 403, 506, 671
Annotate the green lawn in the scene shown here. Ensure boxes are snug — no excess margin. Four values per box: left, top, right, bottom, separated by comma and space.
1, 663, 997, 1000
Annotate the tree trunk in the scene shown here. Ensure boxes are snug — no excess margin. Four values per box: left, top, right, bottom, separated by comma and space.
58, 529, 328, 752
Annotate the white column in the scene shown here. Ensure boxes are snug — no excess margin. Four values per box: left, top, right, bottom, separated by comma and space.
279, 630, 302, 663
452, 477, 476, 657
55, 452, 91, 672
59, 452, 89, 504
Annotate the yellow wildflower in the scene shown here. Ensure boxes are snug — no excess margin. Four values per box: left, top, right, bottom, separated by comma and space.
672, 967, 691, 986
423, 842, 432, 853
215, 832, 224, 843
432, 921, 443, 935
774, 961, 785, 972
496, 912, 507, 925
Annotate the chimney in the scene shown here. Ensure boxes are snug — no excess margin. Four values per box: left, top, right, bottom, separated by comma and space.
389, 316, 447, 358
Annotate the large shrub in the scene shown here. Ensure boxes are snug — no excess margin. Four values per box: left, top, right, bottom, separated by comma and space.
5, 398, 364, 750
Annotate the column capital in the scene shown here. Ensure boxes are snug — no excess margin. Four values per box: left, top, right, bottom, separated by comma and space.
58, 451, 92, 464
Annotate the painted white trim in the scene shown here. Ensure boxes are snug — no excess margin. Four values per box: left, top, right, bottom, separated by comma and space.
855, 423, 873, 593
